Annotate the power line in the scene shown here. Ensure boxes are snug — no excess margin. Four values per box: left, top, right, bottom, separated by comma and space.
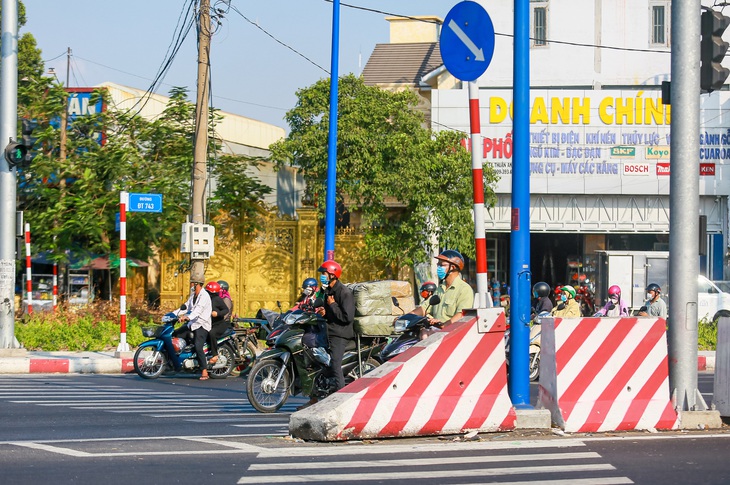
228, 3, 330, 74
332, 0, 671, 55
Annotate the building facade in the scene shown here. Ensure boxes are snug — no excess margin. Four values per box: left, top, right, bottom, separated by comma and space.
365, 1, 729, 300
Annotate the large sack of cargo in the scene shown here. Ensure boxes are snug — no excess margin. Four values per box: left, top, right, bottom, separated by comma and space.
350, 280, 415, 317
353, 315, 398, 337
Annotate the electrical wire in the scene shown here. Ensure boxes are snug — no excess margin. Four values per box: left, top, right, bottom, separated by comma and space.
228, 3, 330, 74
331, 0, 671, 55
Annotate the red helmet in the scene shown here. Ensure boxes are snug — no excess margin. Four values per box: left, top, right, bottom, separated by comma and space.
420, 281, 437, 299
608, 285, 621, 297
318, 260, 342, 279
205, 281, 221, 293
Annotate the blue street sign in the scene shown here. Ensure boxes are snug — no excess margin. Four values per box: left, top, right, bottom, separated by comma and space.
440, 1, 496, 81
128, 193, 163, 213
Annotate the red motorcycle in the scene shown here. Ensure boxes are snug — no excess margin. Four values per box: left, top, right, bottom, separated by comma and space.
575, 285, 596, 316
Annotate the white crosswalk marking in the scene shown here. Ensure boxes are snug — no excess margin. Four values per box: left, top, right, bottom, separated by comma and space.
0, 376, 295, 435
237, 443, 634, 485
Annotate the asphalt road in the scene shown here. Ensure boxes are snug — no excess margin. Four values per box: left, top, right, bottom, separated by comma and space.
0, 373, 727, 484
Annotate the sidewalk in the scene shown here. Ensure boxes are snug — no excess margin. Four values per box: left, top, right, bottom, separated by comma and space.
0, 349, 134, 374
0, 349, 718, 375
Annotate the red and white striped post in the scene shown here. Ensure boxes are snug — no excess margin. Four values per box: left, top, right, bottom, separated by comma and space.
25, 223, 33, 315
468, 81, 491, 308
117, 191, 130, 352
52, 262, 58, 311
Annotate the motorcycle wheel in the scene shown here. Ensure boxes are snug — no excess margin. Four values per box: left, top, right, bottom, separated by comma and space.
230, 341, 258, 378
209, 344, 235, 379
247, 359, 291, 413
529, 353, 540, 382
133, 346, 167, 379
346, 357, 380, 382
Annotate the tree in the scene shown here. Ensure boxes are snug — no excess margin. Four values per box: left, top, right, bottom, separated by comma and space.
18, 83, 272, 263
270, 74, 498, 271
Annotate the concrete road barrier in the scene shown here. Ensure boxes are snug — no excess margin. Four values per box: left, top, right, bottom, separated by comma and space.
538, 316, 678, 432
290, 308, 516, 441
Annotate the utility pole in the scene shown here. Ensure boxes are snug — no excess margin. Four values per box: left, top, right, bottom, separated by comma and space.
0, 0, 21, 348
190, 0, 211, 283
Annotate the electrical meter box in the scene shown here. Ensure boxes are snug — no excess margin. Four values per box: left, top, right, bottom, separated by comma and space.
180, 223, 215, 258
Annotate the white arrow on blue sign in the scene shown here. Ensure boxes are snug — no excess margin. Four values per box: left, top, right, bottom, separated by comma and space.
440, 1, 496, 82
128, 193, 163, 213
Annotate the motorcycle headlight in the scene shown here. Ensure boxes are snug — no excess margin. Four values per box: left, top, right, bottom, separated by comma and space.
394, 318, 409, 333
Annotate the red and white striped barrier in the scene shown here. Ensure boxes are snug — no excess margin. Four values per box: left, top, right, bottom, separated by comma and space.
0, 356, 134, 374
537, 316, 678, 433
290, 308, 516, 441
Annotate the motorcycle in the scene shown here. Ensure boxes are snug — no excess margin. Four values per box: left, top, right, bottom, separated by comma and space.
505, 311, 547, 382
379, 295, 441, 362
229, 317, 266, 377
246, 307, 384, 413
133, 309, 237, 379
576, 284, 596, 316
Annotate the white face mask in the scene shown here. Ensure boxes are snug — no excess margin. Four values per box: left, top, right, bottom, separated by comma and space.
303, 287, 313, 296
646, 293, 653, 300
609, 296, 619, 303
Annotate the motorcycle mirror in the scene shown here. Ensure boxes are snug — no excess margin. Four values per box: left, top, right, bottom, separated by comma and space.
179, 304, 187, 311
429, 295, 441, 306
276, 301, 282, 311
392, 296, 405, 314
607, 302, 616, 310
313, 297, 324, 308
639, 306, 647, 313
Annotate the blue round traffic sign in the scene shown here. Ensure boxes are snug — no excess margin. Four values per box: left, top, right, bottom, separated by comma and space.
440, 1, 496, 82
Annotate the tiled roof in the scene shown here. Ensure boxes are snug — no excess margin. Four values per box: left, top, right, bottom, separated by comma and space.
362, 42, 443, 86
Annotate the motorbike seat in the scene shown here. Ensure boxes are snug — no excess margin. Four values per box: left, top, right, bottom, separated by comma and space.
345, 340, 357, 352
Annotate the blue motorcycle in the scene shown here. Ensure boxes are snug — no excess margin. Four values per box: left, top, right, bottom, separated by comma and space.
133, 311, 237, 379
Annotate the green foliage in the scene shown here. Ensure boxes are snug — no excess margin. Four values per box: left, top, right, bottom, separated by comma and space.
698, 317, 718, 350
15, 302, 162, 351
271, 74, 498, 270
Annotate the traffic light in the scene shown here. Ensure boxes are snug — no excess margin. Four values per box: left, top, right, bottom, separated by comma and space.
4, 140, 27, 167
21, 118, 37, 164
701, 9, 730, 93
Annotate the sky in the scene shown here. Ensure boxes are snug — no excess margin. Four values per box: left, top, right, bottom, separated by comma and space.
23, 0, 453, 130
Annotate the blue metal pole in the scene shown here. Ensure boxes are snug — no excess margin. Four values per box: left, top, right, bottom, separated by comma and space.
324, 0, 340, 262
508, 0, 532, 408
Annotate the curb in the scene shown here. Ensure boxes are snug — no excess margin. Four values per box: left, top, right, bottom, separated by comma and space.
0, 357, 134, 374
0, 353, 718, 375
699, 351, 716, 372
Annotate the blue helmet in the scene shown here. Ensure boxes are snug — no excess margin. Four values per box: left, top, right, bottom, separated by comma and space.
302, 278, 318, 289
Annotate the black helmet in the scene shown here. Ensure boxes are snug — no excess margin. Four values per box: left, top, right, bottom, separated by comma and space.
645, 283, 661, 293
532, 281, 551, 298
217, 280, 229, 291
435, 250, 465, 271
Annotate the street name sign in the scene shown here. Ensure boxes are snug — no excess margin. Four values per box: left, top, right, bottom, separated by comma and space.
128, 193, 163, 213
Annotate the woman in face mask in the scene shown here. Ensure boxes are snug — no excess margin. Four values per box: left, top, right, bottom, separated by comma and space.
594, 285, 630, 317
551, 285, 582, 317
292, 278, 319, 311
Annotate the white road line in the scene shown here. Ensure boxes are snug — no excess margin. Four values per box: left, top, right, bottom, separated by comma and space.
249, 452, 602, 470
7, 441, 92, 457
460, 479, 632, 485
11, 398, 244, 404
147, 412, 292, 418
237, 464, 618, 483
183, 418, 288, 424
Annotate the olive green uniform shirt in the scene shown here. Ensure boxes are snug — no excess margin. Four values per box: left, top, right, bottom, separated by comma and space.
551, 298, 581, 317
422, 275, 474, 323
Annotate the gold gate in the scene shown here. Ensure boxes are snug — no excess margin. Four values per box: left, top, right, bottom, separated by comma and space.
159, 209, 392, 317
